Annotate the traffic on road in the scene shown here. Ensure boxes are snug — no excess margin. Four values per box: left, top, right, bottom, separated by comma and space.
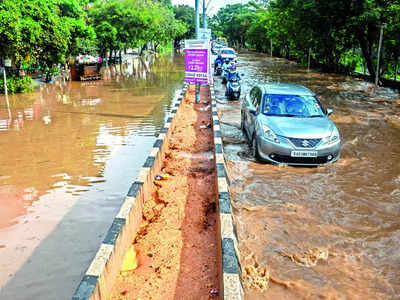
213, 49, 400, 299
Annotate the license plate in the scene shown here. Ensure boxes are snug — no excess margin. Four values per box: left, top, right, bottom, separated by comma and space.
291, 151, 317, 157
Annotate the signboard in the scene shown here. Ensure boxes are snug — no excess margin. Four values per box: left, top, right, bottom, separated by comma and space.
4, 59, 11, 67
199, 28, 211, 40
184, 39, 212, 84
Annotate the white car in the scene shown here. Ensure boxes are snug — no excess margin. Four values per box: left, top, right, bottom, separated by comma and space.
218, 47, 237, 61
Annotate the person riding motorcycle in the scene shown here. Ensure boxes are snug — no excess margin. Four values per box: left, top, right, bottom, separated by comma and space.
227, 64, 241, 81
222, 59, 231, 83
214, 54, 223, 69
222, 58, 230, 71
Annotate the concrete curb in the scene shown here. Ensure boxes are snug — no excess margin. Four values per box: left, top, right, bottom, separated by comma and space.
210, 84, 244, 300
72, 83, 189, 300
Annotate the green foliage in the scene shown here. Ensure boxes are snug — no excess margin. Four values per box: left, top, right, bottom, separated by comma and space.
148, 2, 187, 49
0, 0, 96, 84
59, 0, 97, 56
0, 0, 184, 92
212, 0, 400, 82
210, 4, 254, 47
0, 74, 34, 94
88, 0, 185, 56
173, 5, 195, 41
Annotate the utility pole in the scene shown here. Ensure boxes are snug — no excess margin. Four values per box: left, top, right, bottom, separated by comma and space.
195, 0, 200, 39
195, 0, 200, 103
375, 24, 385, 86
203, 0, 207, 29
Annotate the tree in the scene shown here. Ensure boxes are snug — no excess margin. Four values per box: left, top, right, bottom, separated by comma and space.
210, 4, 254, 47
173, 4, 195, 43
58, 0, 97, 56
0, 0, 71, 82
147, 2, 187, 52
219, 0, 400, 82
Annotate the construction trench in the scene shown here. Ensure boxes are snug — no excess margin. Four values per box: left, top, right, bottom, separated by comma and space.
72, 84, 242, 300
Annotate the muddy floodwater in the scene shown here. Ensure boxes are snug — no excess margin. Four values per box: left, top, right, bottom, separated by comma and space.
0, 53, 184, 300
214, 52, 400, 299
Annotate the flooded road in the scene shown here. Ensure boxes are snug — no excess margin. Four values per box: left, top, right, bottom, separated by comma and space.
214, 52, 400, 299
0, 53, 184, 300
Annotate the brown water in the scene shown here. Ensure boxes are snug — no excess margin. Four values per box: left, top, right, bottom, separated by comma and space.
0, 53, 184, 300
214, 52, 400, 299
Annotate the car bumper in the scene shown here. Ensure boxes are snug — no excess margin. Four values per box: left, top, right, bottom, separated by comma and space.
256, 136, 341, 166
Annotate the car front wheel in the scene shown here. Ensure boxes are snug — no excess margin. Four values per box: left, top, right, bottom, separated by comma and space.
251, 135, 263, 162
241, 112, 247, 136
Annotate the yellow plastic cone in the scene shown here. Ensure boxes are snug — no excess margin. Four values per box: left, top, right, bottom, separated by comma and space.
121, 246, 138, 272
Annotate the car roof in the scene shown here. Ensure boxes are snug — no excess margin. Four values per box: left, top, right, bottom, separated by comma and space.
219, 47, 235, 52
260, 83, 315, 96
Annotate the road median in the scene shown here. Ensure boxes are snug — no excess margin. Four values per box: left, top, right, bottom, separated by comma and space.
73, 83, 243, 300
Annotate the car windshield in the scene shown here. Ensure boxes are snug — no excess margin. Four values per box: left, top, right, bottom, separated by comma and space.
221, 49, 235, 54
262, 94, 325, 117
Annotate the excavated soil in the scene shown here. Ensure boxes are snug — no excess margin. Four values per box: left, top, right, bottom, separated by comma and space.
107, 86, 220, 300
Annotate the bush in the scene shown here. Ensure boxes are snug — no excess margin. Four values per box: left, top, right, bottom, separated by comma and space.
0, 74, 34, 94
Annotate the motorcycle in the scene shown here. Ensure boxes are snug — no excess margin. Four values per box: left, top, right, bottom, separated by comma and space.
225, 76, 241, 100
221, 66, 230, 84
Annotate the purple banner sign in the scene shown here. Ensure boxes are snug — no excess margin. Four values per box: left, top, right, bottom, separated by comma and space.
184, 49, 208, 84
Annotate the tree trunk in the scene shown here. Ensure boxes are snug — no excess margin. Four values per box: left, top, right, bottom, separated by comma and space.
356, 30, 376, 81
394, 57, 398, 81
46, 71, 51, 83
139, 44, 147, 56
119, 50, 122, 64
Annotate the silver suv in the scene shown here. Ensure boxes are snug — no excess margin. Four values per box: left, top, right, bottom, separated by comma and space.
241, 83, 341, 166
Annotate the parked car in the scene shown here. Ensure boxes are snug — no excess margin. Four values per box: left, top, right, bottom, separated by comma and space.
241, 83, 341, 166
218, 47, 237, 61
212, 43, 224, 55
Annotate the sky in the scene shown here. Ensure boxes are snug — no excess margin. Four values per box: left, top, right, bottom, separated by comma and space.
171, 0, 248, 16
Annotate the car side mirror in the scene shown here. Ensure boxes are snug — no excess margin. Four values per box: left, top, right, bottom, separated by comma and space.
326, 108, 333, 116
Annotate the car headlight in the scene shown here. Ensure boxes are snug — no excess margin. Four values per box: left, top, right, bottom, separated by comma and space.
262, 125, 280, 143
323, 127, 340, 144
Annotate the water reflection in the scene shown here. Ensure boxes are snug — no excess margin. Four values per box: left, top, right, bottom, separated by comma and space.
0, 52, 184, 300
